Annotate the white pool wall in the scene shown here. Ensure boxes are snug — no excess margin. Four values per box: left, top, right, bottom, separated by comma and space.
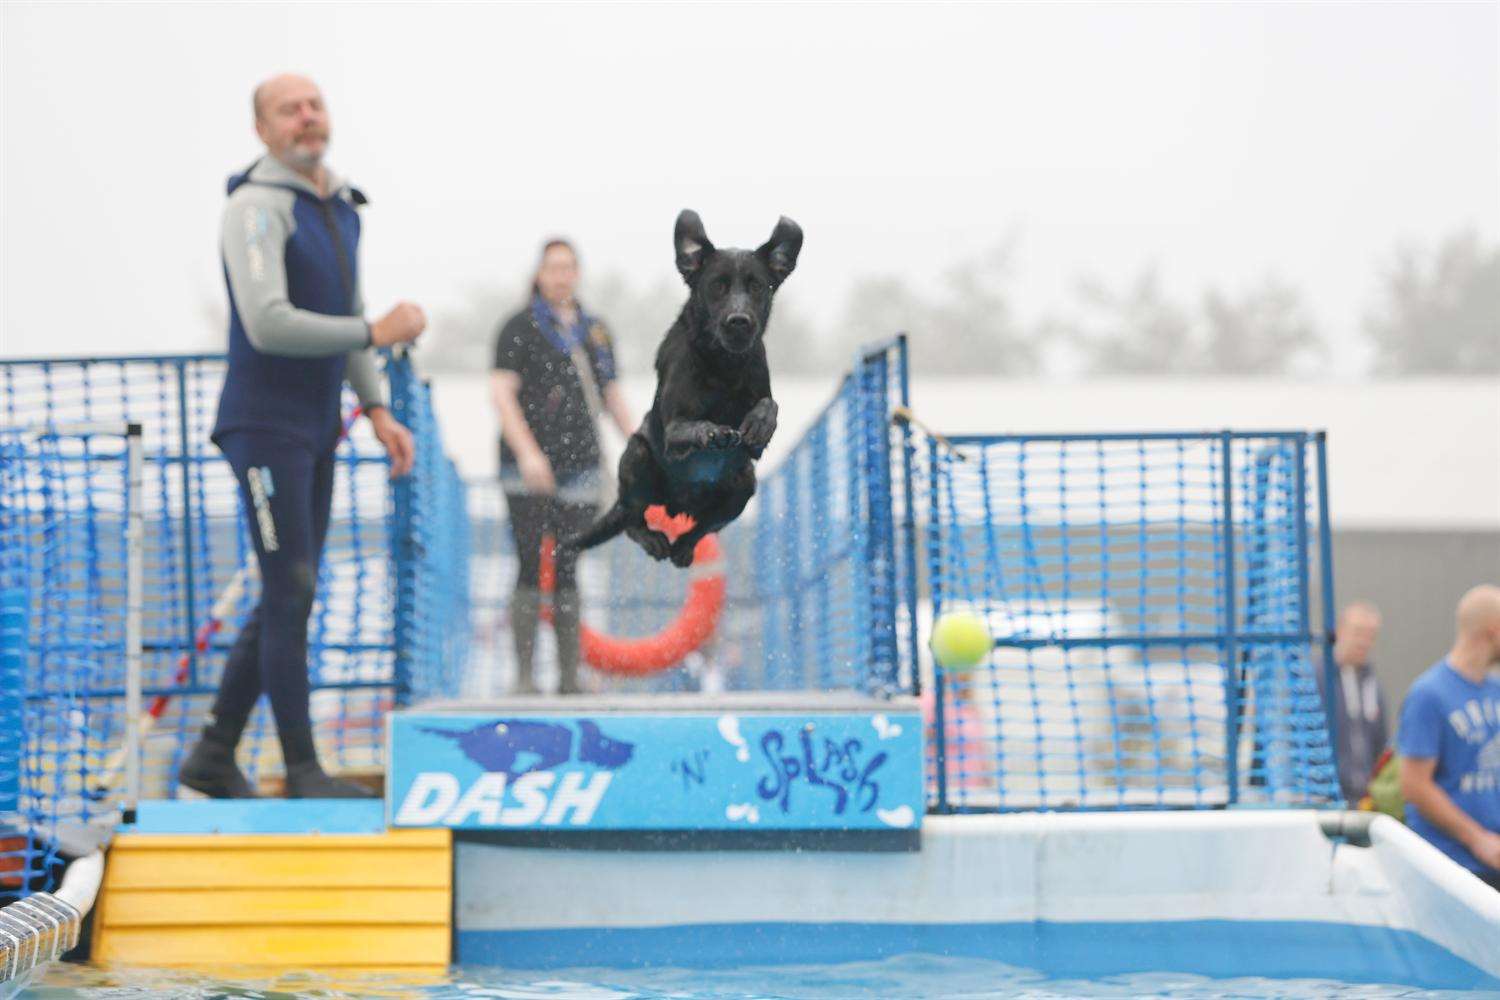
457, 810, 1500, 979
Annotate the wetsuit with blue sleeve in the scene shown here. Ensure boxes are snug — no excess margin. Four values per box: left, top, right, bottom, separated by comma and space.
200, 154, 384, 785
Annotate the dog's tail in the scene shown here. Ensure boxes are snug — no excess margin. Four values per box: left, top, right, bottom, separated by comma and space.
560, 501, 633, 553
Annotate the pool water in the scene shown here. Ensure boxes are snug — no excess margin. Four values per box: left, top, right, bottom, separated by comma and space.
23, 957, 1500, 1000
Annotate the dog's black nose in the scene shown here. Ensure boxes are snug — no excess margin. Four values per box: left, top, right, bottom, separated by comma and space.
725, 313, 754, 335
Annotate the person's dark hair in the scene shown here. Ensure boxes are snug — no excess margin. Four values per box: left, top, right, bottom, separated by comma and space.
531, 238, 578, 297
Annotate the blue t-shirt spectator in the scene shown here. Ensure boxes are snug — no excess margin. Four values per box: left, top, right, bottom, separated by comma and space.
1397, 659, 1500, 872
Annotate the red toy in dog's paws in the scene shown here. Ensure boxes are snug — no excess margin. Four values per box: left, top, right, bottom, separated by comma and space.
539, 506, 725, 677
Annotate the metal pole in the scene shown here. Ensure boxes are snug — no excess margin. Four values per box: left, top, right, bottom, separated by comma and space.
1292, 434, 1315, 795
174, 362, 198, 686
1314, 432, 1340, 796
387, 353, 415, 706
1220, 432, 1240, 806
927, 436, 950, 812
896, 335, 921, 697
809, 422, 832, 690
870, 354, 890, 691
1293, 437, 1312, 639
868, 350, 899, 693
782, 450, 805, 688
123, 423, 144, 823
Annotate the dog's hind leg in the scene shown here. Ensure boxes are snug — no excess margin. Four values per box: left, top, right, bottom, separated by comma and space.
561, 435, 657, 553
625, 521, 673, 561
610, 433, 677, 561
561, 502, 633, 553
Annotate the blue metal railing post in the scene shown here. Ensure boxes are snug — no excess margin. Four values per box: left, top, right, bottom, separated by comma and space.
1292, 433, 1315, 792
387, 353, 416, 706
1314, 431, 1340, 785
1293, 436, 1312, 640
865, 349, 899, 693
927, 436, 950, 811
782, 451, 806, 688
1220, 431, 1241, 805
0, 578, 27, 816
895, 335, 921, 697
174, 360, 199, 686
755, 486, 782, 690
1240, 444, 1273, 798
809, 422, 832, 690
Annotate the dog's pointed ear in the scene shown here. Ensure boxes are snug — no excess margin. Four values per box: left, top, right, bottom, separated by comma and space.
674, 209, 714, 282
756, 216, 803, 287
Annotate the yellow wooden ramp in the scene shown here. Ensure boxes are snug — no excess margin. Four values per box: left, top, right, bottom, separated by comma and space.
93, 828, 451, 968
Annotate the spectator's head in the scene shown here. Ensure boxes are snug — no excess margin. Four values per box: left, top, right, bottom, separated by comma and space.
1454, 584, 1500, 668
253, 74, 329, 173
532, 239, 579, 308
1335, 600, 1381, 669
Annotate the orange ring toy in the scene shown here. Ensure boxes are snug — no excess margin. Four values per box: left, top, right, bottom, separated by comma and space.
538, 505, 726, 676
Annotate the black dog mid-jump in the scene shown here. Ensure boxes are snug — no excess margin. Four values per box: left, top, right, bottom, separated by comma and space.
564, 209, 802, 567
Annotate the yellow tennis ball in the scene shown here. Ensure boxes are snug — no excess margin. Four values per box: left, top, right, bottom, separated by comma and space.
930, 611, 991, 670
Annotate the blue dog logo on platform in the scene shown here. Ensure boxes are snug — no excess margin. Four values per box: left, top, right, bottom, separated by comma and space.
422, 718, 635, 778
396, 718, 635, 829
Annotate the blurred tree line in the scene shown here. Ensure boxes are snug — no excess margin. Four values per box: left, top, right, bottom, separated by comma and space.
416, 228, 1497, 378
1363, 230, 1499, 376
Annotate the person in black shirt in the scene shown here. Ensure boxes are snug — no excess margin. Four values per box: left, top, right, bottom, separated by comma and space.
490, 239, 635, 693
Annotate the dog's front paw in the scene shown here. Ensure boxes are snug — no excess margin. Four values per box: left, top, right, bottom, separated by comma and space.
702, 425, 742, 450
739, 399, 778, 452
669, 537, 698, 568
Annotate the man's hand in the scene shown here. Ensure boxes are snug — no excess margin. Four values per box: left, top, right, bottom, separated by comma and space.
370, 302, 426, 348
1466, 829, 1500, 872
368, 406, 415, 478
518, 450, 556, 495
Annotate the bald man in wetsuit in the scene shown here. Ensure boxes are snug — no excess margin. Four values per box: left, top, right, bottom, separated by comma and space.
179, 74, 424, 798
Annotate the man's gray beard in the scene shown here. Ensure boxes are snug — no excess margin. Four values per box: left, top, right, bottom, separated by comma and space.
278, 143, 323, 174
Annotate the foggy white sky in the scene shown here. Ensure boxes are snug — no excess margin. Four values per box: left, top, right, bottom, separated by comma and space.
2, 2, 1496, 376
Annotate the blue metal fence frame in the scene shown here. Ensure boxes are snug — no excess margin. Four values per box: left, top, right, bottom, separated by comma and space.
0, 350, 463, 705
920, 428, 1340, 811
0, 350, 468, 898
741, 336, 914, 696
1314, 432, 1340, 773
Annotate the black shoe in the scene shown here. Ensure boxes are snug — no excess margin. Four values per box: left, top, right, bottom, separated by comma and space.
284, 760, 373, 799
178, 738, 257, 799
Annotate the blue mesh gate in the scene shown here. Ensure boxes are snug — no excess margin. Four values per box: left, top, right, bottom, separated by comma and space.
919, 429, 1341, 811
0, 351, 468, 900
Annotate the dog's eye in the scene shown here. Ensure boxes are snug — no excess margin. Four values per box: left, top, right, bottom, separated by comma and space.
746, 276, 762, 294
713, 276, 730, 295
